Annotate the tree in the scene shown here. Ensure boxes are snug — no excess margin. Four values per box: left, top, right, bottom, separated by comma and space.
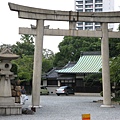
10, 35, 35, 81
0, 35, 55, 85
108, 24, 120, 97
54, 36, 101, 67
43, 48, 54, 59
42, 48, 55, 73
12, 34, 35, 57
84, 73, 102, 87
12, 55, 34, 81
110, 56, 120, 84
110, 24, 120, 84
109, 37, 120, 58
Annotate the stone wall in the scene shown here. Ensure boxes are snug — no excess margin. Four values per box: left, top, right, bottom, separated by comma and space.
11, 85, 21, 103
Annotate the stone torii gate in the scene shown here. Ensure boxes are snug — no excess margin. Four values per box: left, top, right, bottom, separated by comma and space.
8, 3, 120, 110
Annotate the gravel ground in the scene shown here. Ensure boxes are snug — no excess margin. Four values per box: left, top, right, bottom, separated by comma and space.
0, 95, 120, 120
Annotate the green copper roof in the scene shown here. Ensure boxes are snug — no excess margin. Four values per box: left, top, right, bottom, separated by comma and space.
57, 55, 102, 73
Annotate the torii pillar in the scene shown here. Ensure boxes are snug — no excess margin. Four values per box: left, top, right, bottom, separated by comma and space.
101, 23, 114, 107
31, 20, 44, 111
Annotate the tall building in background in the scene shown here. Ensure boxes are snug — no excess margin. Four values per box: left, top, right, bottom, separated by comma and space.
75, 0, 114, 30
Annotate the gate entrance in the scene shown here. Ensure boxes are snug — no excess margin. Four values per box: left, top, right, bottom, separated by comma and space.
9, 2, 120, 110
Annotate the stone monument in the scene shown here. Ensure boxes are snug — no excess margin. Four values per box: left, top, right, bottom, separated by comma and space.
0, 48, 22, 115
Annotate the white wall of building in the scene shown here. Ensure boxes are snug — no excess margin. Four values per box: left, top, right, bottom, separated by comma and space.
75, 0, 114, 30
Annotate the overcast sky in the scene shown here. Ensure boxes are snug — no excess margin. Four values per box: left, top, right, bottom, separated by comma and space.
0, 0, 120, 53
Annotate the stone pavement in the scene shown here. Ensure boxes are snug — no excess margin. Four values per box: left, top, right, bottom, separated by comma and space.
0, 95, 120, 120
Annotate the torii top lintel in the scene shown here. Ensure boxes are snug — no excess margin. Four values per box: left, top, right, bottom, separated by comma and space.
8, 2, 120, 23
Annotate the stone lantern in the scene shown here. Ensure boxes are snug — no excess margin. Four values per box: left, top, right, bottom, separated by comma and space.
0, 48, 22, 115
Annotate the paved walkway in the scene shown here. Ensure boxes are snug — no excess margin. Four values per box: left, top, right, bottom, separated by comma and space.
0, 95, 120, 120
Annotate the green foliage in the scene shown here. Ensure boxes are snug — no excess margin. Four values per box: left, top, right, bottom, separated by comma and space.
12, 35, 35, 57
54, 36, 101, 67
104, 24, 120, 90
110, 55, 120, 83
109, 38, 120, 58
55, 35, 120, 67
1, 24, 120, 85
10, 35, 35, 81
112, 97, 120, 102
43, 48, 54, 59
12, 55, 34, 81
11, 63, 18, 75
115, 90, 120, 98
53, 52, 69, 67
10, 35, 55, 81
84, 73, 102, 87
109, 35, 120, 96
85, 73, 102, 81
42, 58, 53, 73
42, 48, 55, 73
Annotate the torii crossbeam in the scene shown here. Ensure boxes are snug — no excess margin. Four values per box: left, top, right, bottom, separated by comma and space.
8, 2, 120, 110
